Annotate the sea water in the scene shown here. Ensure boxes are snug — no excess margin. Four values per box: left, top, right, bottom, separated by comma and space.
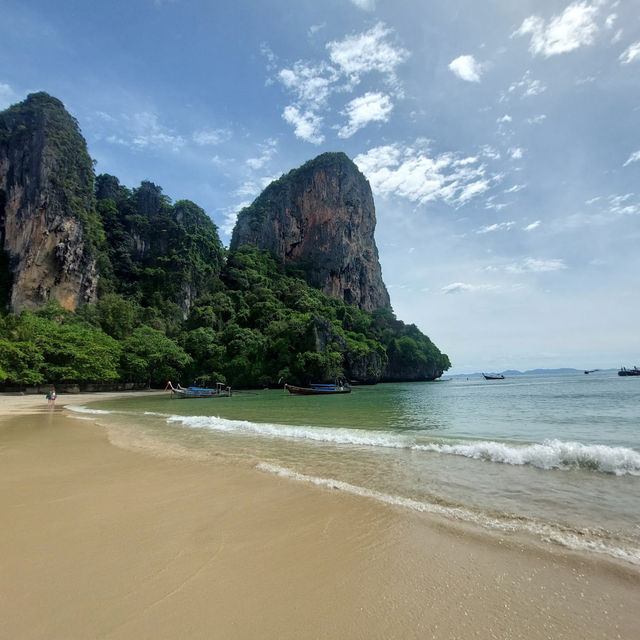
70, 371, 640, 565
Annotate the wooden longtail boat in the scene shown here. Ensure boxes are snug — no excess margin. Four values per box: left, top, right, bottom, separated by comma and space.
284, 381, 351, 395
166, 381, 232, 398
482, 373, 505, 380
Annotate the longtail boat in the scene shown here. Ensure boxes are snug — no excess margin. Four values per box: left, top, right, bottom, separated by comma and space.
284, 381, 351, 395
165, 381, 232, 398
482, 373, 505, 380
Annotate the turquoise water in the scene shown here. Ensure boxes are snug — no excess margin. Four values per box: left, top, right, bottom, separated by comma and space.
72, 371, 640, 565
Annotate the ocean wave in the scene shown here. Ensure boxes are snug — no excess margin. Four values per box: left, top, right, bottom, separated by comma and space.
414, 440, 640, 476
164, 414, 405, 448
163, 414, 640, 476
66, 405, 114, 415
257, 463, 640, 565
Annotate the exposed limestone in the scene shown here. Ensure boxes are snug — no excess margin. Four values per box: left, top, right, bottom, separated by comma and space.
0, 93, 98, 312
230, 152, 391, 312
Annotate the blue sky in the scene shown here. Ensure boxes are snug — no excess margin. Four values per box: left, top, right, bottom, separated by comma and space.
2, 0, 639, 373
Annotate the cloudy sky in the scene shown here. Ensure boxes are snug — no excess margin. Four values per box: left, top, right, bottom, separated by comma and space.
2, 0, 639, 373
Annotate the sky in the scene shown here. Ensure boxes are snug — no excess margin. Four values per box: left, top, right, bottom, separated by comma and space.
1, 0, 639, 373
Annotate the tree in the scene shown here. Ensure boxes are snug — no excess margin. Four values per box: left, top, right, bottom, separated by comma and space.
119, 326, 192, 386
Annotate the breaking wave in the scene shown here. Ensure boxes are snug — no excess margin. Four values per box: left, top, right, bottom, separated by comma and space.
163, 414, 640, 476
414, 439, 640, 475
66, 405, 114, 415
257, 463, 640, 565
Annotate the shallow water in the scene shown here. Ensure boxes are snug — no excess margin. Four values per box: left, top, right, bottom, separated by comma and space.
73, 371, 640, 565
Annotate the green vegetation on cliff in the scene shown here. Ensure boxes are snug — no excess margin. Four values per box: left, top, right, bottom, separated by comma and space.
0, 93, 107, 260
0, 95, 450, 387
0, 230, 449, 387
0, 171, 450, 387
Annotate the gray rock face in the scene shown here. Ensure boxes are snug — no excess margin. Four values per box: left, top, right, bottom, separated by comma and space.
230, 152, 391, 312
0, 93, 98, 312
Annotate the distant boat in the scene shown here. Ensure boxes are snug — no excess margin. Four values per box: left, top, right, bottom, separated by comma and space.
584, 369, 600, 374
618, 367, 640, 377
482, 373, 505, 380
166, 381, 232, 398
284, 381, 351, 395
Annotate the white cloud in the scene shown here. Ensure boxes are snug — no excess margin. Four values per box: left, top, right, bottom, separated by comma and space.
514, 2, 600, 57
527, 114, 547, 124
441, 282, 497, 294
505, 257, 567, 273
278, 62, 339, 108
497, 114, 512, 123
338, 92, 393, 138
481, 145, 501, 160
220, 201, 251, 237
327, 22, 409, 86
504, 184, 525, 193
94, 110, 116, 123
246, 138, 277, 170
260, 43, 278, 73
623, 150, 640, 166
510, 147, 524, 160
276, 22, 408, 142
107, 112, 185, 151
607, 193, 638, 215
504, 71, 546, 100
192, 128, 230, 146
0, 82, 18, 109
234, 175, 277, 201
485, 199, 509, 211
476, 221, 515, 234
619, 41, 640, 64
282, 106, 324, 144
605, 13, 617, 29
448, 55, 483, 82
349, 0, 375, 10
354, 142, 501, 208
523, 220, 541, 231
308, 23, 326, 36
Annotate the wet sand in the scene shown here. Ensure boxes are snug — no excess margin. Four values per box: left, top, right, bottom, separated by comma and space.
1, 393, 638, 639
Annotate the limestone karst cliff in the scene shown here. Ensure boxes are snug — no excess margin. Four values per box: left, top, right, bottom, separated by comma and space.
0, 93, 450, 387
0, 93, 100, 312
230, 152, 391, 312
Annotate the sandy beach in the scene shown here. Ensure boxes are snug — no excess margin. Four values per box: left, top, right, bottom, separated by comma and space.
1, 392, 638, 639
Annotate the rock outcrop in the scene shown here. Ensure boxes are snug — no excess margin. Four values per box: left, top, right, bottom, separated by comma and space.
95, 176, 225, 317
0, 93, 99, 312
230, 152, 391, 312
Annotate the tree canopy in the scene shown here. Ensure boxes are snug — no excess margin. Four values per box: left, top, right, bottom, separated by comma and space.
0, 174, 450, 388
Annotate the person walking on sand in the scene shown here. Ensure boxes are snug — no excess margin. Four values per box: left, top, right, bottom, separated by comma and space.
47, 389, 56, 405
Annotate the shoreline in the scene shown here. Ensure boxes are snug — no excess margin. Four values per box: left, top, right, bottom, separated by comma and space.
1, 394, 639, 639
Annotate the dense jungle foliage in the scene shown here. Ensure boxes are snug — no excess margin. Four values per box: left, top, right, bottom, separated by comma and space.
0, 174, 450, 388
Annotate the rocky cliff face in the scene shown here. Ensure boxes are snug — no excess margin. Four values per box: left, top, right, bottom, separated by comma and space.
0, 93, 98, 312
230, 152, 391, 312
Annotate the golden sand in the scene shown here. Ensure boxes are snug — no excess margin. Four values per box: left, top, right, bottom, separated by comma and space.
1, 393, 638, 639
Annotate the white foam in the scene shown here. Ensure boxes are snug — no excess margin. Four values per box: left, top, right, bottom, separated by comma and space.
66, 405, 113, 415
257, 463, 640, 565
165, 414, 406, 448
414, 439, 640, 476
164, 414, 640, 476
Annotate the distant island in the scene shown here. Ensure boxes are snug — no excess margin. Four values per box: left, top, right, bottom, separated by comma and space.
448, 368, 615, 378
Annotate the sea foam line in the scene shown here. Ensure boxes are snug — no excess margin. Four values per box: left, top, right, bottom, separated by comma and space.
164, 414, 640, 476
257, 462, 640, 565
66, 405, 114, 415
413, 440, 640, 476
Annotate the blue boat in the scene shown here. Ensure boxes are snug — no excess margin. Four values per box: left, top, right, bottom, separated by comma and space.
166, 381, 232, 398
